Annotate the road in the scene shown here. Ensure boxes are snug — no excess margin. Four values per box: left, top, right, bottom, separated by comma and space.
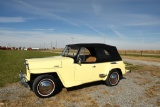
123, 59, 160, 67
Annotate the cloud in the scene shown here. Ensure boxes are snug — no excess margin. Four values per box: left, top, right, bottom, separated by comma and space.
85, 24, 106, 37
92, 4, 102, 15
124, 14, 160, 26
110, 25, 126, 39
1, 28, 159, 50
15, 0, 78, 26
0, 29, 105, 48
126, 20, 160, 26
112, 29, 126, 39
32, 29, 55, 31
0, 17, 25, 23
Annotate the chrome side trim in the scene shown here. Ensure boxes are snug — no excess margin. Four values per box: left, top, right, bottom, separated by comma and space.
54, 65, 60, 68
99, 74, 107, 78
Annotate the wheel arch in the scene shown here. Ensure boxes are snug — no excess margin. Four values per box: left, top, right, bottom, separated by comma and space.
29, 72, 64, 89
110, 68, 123, 79
105, 68, 122, 86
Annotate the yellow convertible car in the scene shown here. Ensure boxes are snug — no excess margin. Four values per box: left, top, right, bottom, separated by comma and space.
19, 43, 129, 98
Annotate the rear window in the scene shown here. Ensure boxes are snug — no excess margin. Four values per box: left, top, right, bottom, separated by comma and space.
96, 48, 112, 62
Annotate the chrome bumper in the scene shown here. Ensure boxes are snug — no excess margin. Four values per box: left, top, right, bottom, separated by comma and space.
19, 71, 28, 88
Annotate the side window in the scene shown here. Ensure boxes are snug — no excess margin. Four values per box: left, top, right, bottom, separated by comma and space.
104, 50, 110, 55
79, 47, 90, 62
96, 48, 111, 62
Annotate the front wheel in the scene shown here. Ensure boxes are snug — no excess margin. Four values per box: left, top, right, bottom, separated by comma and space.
105, 70, 120, 86
32, 75, 58, 98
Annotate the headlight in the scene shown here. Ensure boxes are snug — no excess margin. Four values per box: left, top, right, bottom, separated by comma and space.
24, 60, 27, 65
24, 60, 29, 70
26, 64, 29, 70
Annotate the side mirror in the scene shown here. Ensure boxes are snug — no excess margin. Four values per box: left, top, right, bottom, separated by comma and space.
78, 58, 81, 65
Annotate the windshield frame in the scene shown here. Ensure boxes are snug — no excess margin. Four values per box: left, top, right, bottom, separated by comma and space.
62, 46, 80, 58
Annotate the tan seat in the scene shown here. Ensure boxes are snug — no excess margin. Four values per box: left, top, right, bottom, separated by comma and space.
86, 56, 96, 62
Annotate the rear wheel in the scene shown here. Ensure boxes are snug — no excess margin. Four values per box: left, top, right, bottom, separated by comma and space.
105, 70, 120, 86
32, 75, 58, 98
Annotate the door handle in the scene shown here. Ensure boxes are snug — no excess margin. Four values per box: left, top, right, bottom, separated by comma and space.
111, 62, 117, 64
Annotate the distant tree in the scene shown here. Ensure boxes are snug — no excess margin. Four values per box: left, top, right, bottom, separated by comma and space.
19, 47, 22, 50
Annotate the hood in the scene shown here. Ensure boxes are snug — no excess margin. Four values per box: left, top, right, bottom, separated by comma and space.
25, 56, 73, 70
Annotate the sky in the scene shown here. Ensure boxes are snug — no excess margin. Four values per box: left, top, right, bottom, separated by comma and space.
0, 0, 160, 50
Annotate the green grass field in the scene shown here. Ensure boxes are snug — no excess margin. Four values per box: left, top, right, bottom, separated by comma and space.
0, 50, 59, 87
1, 50, 159, 88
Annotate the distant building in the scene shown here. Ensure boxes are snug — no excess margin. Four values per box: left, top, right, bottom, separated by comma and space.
11, 47, 15, 50
32, 48, 40, 50
0, 46, 40, 51
24, 48, 28, 51
6, 47, 11, 50
27, 48, 32, 51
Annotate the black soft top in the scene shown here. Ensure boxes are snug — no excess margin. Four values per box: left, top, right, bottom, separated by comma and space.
67, 43, 122, 62
67, 43, 114, 48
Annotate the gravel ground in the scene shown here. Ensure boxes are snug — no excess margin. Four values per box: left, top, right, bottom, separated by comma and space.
0, 59, 160, 107
123, 59, 160, 67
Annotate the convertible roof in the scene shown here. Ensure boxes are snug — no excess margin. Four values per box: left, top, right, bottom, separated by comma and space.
67, 43, 122, 61
67, 43, 115, 48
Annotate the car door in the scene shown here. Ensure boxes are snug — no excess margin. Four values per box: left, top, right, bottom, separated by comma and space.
75, 63, 96, 82
75, 47, 114, 82
74, 47, 98, 82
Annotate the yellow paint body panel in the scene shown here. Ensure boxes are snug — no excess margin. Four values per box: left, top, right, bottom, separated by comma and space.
24, 56, 126, 88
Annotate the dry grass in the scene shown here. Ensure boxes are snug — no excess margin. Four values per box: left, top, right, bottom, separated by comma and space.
125, 63, 141, 71
122, 56, 160, 62
145, 84, 160, 98
103, 90, 109, 94
145, 82, 160, 106
0, 83, 118, 107
132, 65, 160, 85
103, 103, 120, 107
119, 50, 160, 54
133, 76, 151, 85
131, 65, 160, 106
140, 66, 160, 77
157, 98, 160, 106
0, 87, 99, 107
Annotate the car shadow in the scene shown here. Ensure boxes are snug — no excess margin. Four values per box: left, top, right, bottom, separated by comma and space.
55, 77, 126, 95
66, 81, 104, 91
121, 77, 126, 79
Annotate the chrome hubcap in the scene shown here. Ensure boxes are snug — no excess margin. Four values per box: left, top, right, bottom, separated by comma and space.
109, 72, 119, 85
37, 79, 55, 96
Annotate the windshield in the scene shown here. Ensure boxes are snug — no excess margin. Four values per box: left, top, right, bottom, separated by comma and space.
62, 46, 79, 57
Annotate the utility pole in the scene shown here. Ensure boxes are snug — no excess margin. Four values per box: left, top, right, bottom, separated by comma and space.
51, 41, 52, 49
56, 40, 57, 49
71, 37, 74, 44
